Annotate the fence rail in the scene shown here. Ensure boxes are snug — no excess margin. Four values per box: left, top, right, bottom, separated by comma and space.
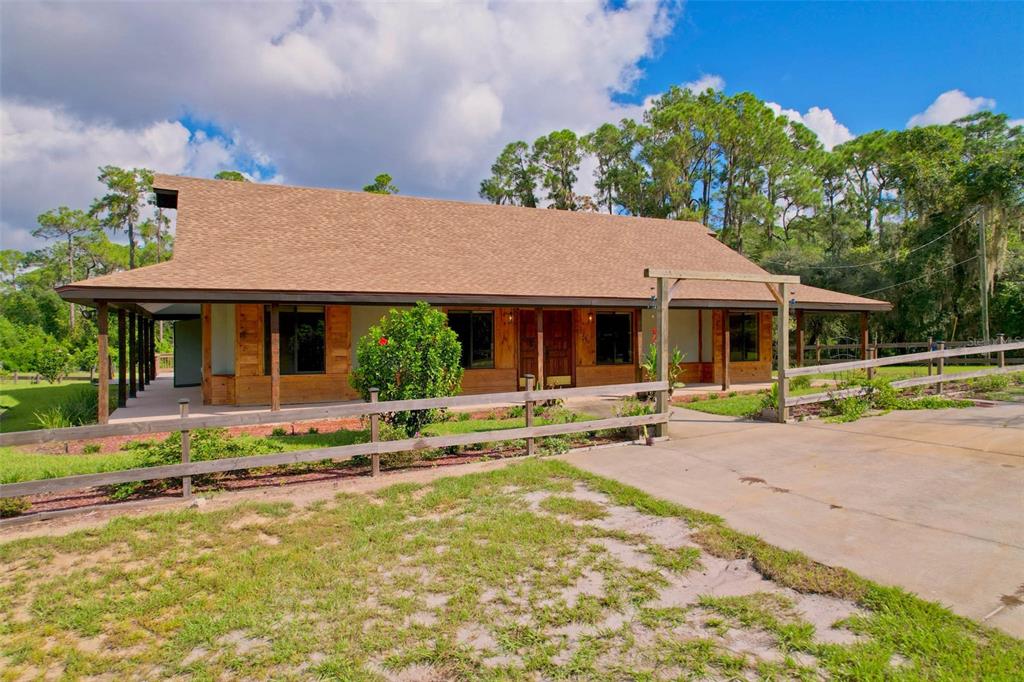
0, 380, 669, 501
156, 353, 174, 371
782, 341, 1023, 409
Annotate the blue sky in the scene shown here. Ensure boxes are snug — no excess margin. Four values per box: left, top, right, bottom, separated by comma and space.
2, 1, 1021, 250
628, 1, 1022, 133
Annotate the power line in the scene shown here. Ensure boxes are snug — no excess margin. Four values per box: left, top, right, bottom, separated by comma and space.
762, 210, 978, 271
857, 254, 979, 297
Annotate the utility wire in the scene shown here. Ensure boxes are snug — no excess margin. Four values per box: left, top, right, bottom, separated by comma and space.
857, 255, 979, 297
762, 210, 978, 270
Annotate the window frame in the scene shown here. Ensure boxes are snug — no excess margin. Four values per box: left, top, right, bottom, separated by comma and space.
728, 312, 760, 363
595, 310, 634, 366
263, 305, 327, 376
447, 309, 496, 370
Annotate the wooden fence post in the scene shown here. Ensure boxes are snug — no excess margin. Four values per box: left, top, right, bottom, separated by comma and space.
927, 336, 934, 376
179, 399, 191, 499
936, 342, 945, 394
369, 388, 380, 477
997, 334, 1006, 369
867, 347, 876, 381
815, 343, 821, 365
525, 374, 536, 456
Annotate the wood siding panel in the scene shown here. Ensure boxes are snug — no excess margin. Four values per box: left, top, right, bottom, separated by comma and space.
461, 368, 517, 395
574, 309, 596, 367
575, 364, 634, 387
325, 305, 352, 374
235, 304, 263, 377
234, 375, 358, 406
210, 375, 235, 405
494, 308, 516, 370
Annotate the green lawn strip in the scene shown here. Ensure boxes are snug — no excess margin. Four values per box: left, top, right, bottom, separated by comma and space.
798, 364, 1000, 383
0, 380, 101, 433
1, 459, 1021, 679
0, 412, 601, 486
680, 385, 820, 418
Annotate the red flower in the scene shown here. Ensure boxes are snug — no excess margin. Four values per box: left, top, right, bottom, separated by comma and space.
379, 337, 388, 346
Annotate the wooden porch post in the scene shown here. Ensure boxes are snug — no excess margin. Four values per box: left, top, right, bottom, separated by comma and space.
97, 302, 110, 424
795, 309, 805, 368
128, 312, 137, 398
654, 277, 671, 437
859, 311, 869, 360
535, 307, 545, 391
139, 317, 148, 389
776, 284, 790, 423
149, 319, 157, 380
270, 303, 281, 411
142, 319, 150, 386
117, 309, 127, 408
721, 309, 730, 391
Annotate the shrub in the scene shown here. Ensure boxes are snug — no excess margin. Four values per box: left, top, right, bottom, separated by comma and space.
111, 429, 284, 499
507, 405, 525, 418
349, 302, 463, 436
0, 497, 30, 518
82, 443, 101, 454
307, 427, 319, 435
615, 396, 654, 417
969, 374, 1009, 394
271, 427, 288, 437
34, 343, 71, 383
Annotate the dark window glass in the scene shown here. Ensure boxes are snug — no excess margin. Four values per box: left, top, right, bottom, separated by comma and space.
264, 306, 326, 375
448, 310, 494, 369
729, 313, 759, 362
596, 312, 633, 365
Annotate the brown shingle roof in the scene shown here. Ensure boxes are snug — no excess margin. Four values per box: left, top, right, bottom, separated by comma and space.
61, 174, 889, 311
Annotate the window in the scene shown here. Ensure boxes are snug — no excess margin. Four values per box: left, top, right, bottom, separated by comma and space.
264, 306, 326, 374
448, 310, 494, 369
729, 313, 759, 362
596, 312, 633, 365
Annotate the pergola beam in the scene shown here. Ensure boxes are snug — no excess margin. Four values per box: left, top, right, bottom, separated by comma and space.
645, 268, 800, 284
648, 268, 801, 427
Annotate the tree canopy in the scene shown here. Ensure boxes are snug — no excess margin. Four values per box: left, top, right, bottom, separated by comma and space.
479, 89, 1024, 342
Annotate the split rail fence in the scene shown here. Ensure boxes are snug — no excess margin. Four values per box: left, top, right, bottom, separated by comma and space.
780, 339, 1024, 411
0, 378, 668, 503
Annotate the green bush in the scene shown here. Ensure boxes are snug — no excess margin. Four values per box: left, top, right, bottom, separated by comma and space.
0, 497, 30, 518
82, 443, 101, 454
969, 374, 1010, 393
271, 427, 288, 437
349, 302, 463, 436
111, 429, 285, 500
615, 396, 653, 417
33, 343, 71, 383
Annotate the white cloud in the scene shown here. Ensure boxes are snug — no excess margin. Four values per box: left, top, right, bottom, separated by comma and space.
0, 0, 677, 248
1007, 118, 1024, 129
682, 74, 725, 94
0, 100, 270, 244
907, 89, 995, 127
766, 102, 854, 150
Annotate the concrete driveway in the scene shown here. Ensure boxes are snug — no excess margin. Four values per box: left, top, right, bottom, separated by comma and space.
561, 404, 1024, 637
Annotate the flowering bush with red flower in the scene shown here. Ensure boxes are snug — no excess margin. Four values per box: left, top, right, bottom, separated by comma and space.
350, 302, 463, 435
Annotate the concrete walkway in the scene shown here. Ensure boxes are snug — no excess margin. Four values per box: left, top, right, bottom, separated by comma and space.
561, 403, 1024, 637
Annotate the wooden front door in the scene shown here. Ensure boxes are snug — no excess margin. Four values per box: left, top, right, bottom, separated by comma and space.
543, 310, 573, 386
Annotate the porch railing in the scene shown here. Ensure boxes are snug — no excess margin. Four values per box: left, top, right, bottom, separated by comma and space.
156, 353, 174, 372
0, 379, 668, 504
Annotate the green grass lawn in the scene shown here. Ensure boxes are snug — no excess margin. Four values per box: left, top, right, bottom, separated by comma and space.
793, 363, 998, 382
0, 380, 100, 433
0, 459, 1019, 679
680, 386, 821, 418
0, 411, 598, 486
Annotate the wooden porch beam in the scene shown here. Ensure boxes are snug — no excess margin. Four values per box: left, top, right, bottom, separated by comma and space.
721, 309, 730, 391
117, 309, 127, 408
97, 302, 109, 424
270, 303, 281, 411
764, 282, 783, 305
128, 312, 137, 398
795, 309, 805, 368
535, 307, 545, 391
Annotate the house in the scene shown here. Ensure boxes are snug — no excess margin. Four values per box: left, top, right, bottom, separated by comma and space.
57, 175, 890, 421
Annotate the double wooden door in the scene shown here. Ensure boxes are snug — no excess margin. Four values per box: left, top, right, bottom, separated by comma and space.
518, 310, 573, 386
